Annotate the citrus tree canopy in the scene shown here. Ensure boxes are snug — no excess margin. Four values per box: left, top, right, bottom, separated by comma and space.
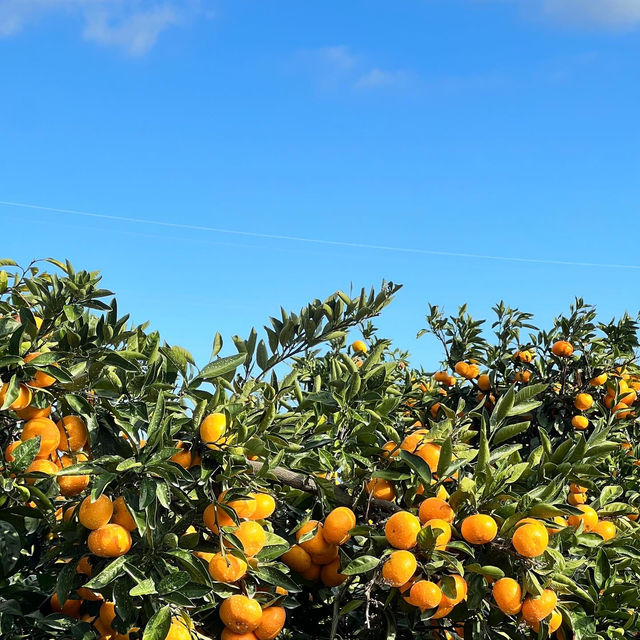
1, 258, 639, 640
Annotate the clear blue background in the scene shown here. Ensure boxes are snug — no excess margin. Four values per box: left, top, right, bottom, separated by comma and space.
1, 0, 639, 366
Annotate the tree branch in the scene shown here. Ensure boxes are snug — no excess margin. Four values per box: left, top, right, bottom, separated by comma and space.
246, 460, 401, 513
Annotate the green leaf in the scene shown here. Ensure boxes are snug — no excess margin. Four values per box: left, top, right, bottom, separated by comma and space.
493, 421, 530, 445
83, 556, 127, 590
490, 385, 515, 429
158, 571, 190, 595
0, 375, 19, 410
342, 556, 380, 576
142, 605, 172, 640
436, 437, 453, 479
254, 566, 301, 592
0, 522, 21, 577
197, 353, 247, 381
10, 438, 40, 473
399, 449, 432, 486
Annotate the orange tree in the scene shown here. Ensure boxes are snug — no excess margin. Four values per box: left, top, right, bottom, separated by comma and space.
1, 259, 639, 640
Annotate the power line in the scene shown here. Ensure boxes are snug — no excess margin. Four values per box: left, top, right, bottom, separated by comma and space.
2, 199, 640, 270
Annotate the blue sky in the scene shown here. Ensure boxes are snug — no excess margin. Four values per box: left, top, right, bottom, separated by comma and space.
1, 0, 639, 367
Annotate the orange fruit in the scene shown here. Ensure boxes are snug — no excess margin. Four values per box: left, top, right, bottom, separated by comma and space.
310, 544, 339, 566
320, 558, 347, 587
406, 580, 442, 611
50, 593, 82, 617
546, 516, 567, 535
461, 514, 498, 544
571, 415, 589, 430
166, 618, 192, 640
221, 629, 258, 640
574, 393, 593, 411
88, 523, 132, 557
296, 521, 331, 556
381, 550, 417, 587
514, 350, 534, 363
416, 443, 441, 473
25, 458, 57, 483
492, 577, 522, 615
219, 491, 257, 519
323, 507, 356, 545
512, 522, 548, 557
568, 492, 586, 506
434, 371, 451, 384
421, 518, 451, 550
249, 493, 276, 520
515, 370, 531, 383
400, 430, 429, 453
430, 402, 443, 418
203, 504, 235, 533
15, 404, 52, 420
20, 417, 60, 457
381, 441, 399, 459
209, 552, 247, 582
99, 601, 116, 627
200, 413, 228, 450
454, 362, 470, 377
477, 374, 491, 391
365, 478, 396, 501
4, 441, 20, 462
57, 453, 90, 496
590, 373, 608, 386
111, 496, 137, 531
419, 498, 454, 524
352, 340, 367, 354
431, 602, 454, 619
254, 606, 286, 640
281, 545, 312, 573
384, 511, 421, 549
219, 595, 263, 634
521, 589, 557, 625
1, 383, 32, 411
24, 353, 57, 388
57, 416, 88, 452
551, 341, 573, 357
170, 441, 192, 468
530, 609, 562, 633
229, 521, 266, 557
77, 556, 92, 576
568, 505, 598, 531
79, 494, 114, 530
593, 520, 616, 541
300, 562, 321, 581
439, 575, 468, 608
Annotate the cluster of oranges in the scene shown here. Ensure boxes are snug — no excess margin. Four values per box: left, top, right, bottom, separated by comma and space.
281, 507, 355, 587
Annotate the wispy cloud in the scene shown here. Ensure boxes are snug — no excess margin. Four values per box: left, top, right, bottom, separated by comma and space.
297, 45, 412, 92
0, 0, 205, 55
542, 0, 640, 28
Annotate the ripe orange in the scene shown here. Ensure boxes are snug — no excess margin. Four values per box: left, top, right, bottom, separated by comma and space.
309, 543, 339, 566
477, 374, 491, 391
421, 518, 452, 550
219, 595, 263, 634
551, 340, 573, 357
200, 413, 228, 450
567, 505, 598, 531
111, 496, 137, 531
219, 491, 257, 519
439, 575, 468, 608
406, 580, 442, 611
365, 478, 396, 501
512, 522, 548, 557
296, 521, 332, 556
454, 362, 470, 377
21, 417, 60, 457
166, 618, 192, 640
203, 504, 235, 533
320, 558, 347, 587
323, 506, 356, 545
254, 606, 285, 640
385, 511, 421, 549
492, 577, 522, 615
546, 516, 567, 535
4, 441, 20, 462
419, 498, 454, 524
25, 458, 57, 483
514, 350, 534, 363
515, 370, 531, 383
461, 514, 498, 544
50, 593, 82, 617
209, 552, 247, 582
249, 493, 276, 520
381, 550, 417, 587
400, 430, 429, 453
281, 545, 312, 573
571, 415, 589, 430
521, 589, 557, 625
221, 629, 258, 640
169, 441, 192, 468
381, 441, 399, 459
590, 373, 608, 386
15, 404, 51, 420
24, 353, 56, 388
568, 492, 586, 506
228, 521, 266, 557
300, 562, 321, 581
99, 601, 116, 627
530, 609, 562, 633
574, 393, 593, 411
1, 383, 32, 411
57, 453, 90, 496
416, 443, 441, 473
57, 416, 88, 451
352, 340, 367, 354
593, 520, 616, 541
88, 523, 132, 557
434, 371, 451, 384
77, 556, 92, 576
431, 602, 454, 619
79, 494, 114, 530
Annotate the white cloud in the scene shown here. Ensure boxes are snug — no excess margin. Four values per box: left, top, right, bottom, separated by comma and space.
299, 45, 411, 92
0, 0, 203, 54
542, 0, 640, 28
